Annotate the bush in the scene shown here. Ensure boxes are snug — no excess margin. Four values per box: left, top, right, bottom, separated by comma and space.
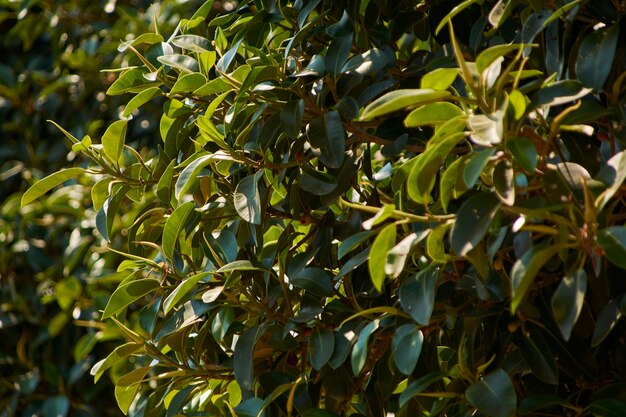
19, 0, 626, 416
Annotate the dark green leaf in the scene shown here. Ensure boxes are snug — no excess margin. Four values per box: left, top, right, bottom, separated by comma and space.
511, 245, 560, 314
392, 324, 423, 375
234, 324, 268, 391
551, 269, 586, 340
162, 201, 195, 261
596, 227, 626, 270
532, 80, 592, 107
351, 319, 379, 375
520, 330, 559, 384
291, 267, 334, 297
399, 267, 438, 325
42, 395, 70, 417
591, 299, 623, 347
450, 192, 501, 256
399, 372, 447, 408
163, 271, 212, 315
325, 34, 352, 76
466, 369, 516, 417
518, 395, 569, 414
309, 327, 335, 370
590, 399, 626, 417
307, 111, 345, 169
576, 25, 620, 90
508, 137, 537, 172
234, 172, 263, 224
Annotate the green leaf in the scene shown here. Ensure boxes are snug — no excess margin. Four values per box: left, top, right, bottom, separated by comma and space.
90, 342, 143, 383
309, 327, 335, 370
171, 34, 212, 52
117, 33, 163, 52
299, 165, 338, 195
163, 271, 212, 316
450, 192, 501, 256
157, 159, 176, 204
590, 399, 626, 417
404, 102, 464, 127
157, 53, 199, 73
338, 231, 376, 259
307, 111, 345, 169
468, 109, 504, 146
102, 120, 128, 164
596, 227, 626, 270
398, 372, 447, 408
369, 224, 397, 291
551, 269, 586, 341
211, 305, 234, 342
466, 369, 516, 417
507, 137, 537, 173
362, 204, 395, 230
21, 167, 84, 207
102, 278, 160, 319
216, 38, 243, 73
291, 267, 334, 297
280, 99, 304, 140
520, 330, 558, 384
217, 260, 267, 273
576, 25, 620, 91
591, 298, 622, 347
175, 152, 232, 200
170, 72, 207, 94
420, 68, 459, 90
360, 89, 452, 121
532, 80, 592, 107
351, 319, 379, 375
392, 324, 423, 375
463, 148, 495, 189
325, 34, 352, 76
115, 366, 151, 414
493, 159, 515, 205
426, 224, 451, 263
123, 86, 162, 117
234, 172, 263, 224
596, 151, 626, 211
476, 44, 527, 75
234, 324, 268, 392
107, 68, 160, 95
386, 233, 420, 279
96, 184, 129, 241
511, 245, 560, 314
434, 0, 482, 35
399, 267, 438, 326
162, 201, 195, 261
341, 48, 390, 76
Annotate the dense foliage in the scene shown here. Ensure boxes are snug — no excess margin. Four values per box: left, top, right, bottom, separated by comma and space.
14, 0, 626, 416
0, 1, 206, 415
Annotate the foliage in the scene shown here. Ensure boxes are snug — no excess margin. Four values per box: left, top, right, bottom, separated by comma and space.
0, 1, 206, 415
18, 0, 626, 416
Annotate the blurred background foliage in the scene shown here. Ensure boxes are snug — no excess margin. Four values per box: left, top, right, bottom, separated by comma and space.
0, 1, 217, 415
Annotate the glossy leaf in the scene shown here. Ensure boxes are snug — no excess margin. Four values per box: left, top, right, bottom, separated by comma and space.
369, 224, 397, 292
507, 137, 538, 173
163, 271, 212, 315
511, 245, 560, 314
123, 86, 162, 117
466, 369, 516, 417
450, 192, 501, 256
102, 120, 128, 164
115, 366, 151, 415
420, 68, 459, 91
596, 227, 626, 270
21, 167, 84, 207
308, 327, 334, 370
234, 324, 267, 392
351, 319, 379, 375
392, 324, 423, 375
399, 267, 438, 325
234, 172, 263, 224
307, 111, 345, 169
576, 25, 619, 90
162, 201, 195, 261
90, 342, 143, 383
102, 278, 160, 319
551, 269, 586, 341
404, 102, 464, 127
591, 299, 622, 347
360, 89, 452, 121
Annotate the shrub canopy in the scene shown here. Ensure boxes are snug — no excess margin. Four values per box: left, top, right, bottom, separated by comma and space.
16, 0, 626, 416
